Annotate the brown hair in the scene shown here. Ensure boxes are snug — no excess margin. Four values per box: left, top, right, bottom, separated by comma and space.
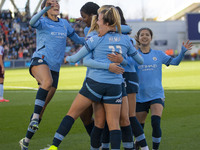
135, 27, 153, 45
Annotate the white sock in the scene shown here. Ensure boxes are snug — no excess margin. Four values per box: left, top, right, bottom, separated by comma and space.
32, 113, 40, 120
141, 146, 149, 150
25, 137, 30, 143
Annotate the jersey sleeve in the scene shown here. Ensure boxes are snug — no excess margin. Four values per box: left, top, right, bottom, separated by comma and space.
168, 46, 188, 66
63, 20, 75, 37
29, 6, 51, 29
120, 25, 132, 34
84, 35, 99, 51
29, 16, 44, 30
158, 50, 172, 66
83, 52, 110, 69
66, 46, 90, 63
86, 31, 98, 40
126, 37, 143, 65
63, 20, 85, 44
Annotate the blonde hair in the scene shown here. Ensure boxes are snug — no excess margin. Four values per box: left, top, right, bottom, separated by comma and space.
99, 7, 121, 33
88, 15, 99, 34
88, 5, 113, 34
97, 5, 113, 14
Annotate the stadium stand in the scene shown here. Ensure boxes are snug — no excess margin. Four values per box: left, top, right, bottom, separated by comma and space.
0, 10, 85, 61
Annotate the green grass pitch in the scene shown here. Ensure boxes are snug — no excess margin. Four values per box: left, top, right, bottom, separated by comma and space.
0, 61, 200, 150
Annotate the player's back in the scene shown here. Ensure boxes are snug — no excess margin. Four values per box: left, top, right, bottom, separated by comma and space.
93, 32, 131, 62
86, 32, 131, 85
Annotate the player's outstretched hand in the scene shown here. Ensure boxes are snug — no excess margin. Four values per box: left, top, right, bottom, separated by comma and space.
46, 0, 54, 7
109, 63, 124, 74
183, 40, 193, 50
64, 56, 68, 64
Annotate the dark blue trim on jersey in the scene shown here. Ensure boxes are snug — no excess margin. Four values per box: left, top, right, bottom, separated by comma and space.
67, 30, 75, 38
129, 51, 138, 57
166, 57, 173, 66
37, 45, 45, 51
54, 17, 59, 22
84, 42, 92, 52
138, 48, 152, 54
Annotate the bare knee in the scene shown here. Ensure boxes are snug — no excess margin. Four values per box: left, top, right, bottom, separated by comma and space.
120, 116, 130, 126
41, 78, 53, 90
80, 110, 94, 125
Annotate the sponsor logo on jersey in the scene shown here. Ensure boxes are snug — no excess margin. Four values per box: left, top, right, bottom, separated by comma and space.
38, 59, 43, 63
51, 32, 67, 38
138, 64, 157, 71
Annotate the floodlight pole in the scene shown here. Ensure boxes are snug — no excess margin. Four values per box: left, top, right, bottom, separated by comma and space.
0, 0, 6, 10
32, 0, 43, 15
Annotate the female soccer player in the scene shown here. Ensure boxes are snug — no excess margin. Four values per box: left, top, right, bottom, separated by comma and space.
0, 37, 9, 102
82, 7, 137, 150
78, 3, 132, 137
78, 2, 100, 136
19, 0, 85, 150
107, 7, 149, 150
80, 2, 100, 38
134, 27, 192, 150
47, 7, 143, 150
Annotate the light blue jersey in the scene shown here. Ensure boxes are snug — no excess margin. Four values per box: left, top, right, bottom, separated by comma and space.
84, 26, 90, 37
123, 38, 137, 72
86, 30, 98, 39
135, 48, 187, 102
31, 16, 84, 72
85, 32, 140, 85
83, 25, 133, 71
135, 49, 172, 102
83, 30, 99, 77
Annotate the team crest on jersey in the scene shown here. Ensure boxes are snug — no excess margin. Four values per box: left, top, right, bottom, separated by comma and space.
153, 57, 157, 61
38, 59, 43, 63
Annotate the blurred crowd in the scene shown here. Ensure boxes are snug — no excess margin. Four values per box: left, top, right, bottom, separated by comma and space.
0, 10, 85, 60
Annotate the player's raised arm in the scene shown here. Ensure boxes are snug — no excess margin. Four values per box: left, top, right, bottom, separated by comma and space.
169, 40, 193, 65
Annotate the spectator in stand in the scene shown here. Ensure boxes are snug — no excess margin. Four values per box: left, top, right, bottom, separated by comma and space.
0, 9, 86, 60
18, 47, 23, 59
